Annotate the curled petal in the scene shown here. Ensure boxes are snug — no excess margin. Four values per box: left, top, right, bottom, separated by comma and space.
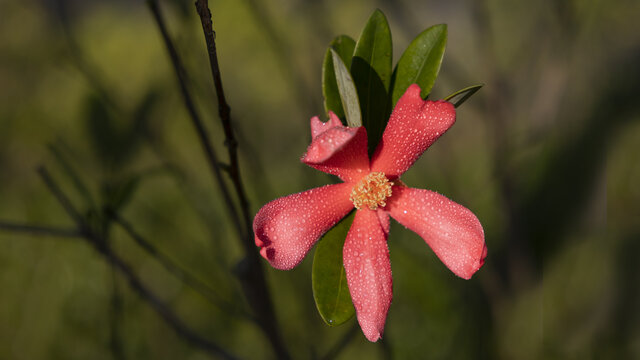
310, 111, 344, 138
343, 209, 392, 342
386, 186, 486, 279
302, 112, 370, 182
254, 183, 354, 270
371, 84, 456, 178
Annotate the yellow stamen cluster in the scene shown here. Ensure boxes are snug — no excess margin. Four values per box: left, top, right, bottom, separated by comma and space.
350, 172, 393, 210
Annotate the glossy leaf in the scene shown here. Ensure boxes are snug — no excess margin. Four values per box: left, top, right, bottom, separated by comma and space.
351, 9, 392, 153
312, 211, 356, 326
322, 35, 356, 121
391, 24, 447, 106
331, 49, 362, 127
443, 84, 483, 108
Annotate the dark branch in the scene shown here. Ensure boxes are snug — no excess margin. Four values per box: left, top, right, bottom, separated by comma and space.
110, 211, 254, 322
38, 166, 237, 360
0, 221, 81, 238
37, 167, 85, 226
146, 0, 246, 242
193, 2, 291, 359
99, 239, 238, 360
194, 0, 252, 238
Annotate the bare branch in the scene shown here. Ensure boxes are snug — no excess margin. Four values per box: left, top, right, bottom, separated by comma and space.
146, 0, 246, 242
99, 240, 238, 360
37, 167, 85, 227
194, 0, 251, 236
110, 211, 255, 322
194, 2, 291, 359
0, 221, 81, 238
38, 166, 238, 360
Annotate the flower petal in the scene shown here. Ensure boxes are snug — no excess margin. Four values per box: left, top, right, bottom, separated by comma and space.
310, 111, 344, 139
254, 183, 354, 270
386, 186, 486, 279
343, 209, 392, 342
302, 112, 370, 182
371, 84, 456, 178
377, 209, 390, 236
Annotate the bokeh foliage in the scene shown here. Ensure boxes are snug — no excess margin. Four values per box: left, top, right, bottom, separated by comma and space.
1, 0, 639, 359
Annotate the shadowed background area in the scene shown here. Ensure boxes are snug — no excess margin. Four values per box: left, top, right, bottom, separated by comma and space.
1, 0, 639, 359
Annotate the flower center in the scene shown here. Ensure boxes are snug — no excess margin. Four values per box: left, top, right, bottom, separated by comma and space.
350, 172, 393, 210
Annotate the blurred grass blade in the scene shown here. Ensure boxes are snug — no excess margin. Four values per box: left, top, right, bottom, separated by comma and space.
391, 24, 447, 106
322, 35, 356, 121
351, 9, 392, 152
443, 84, 483, 108
331, 49, 362, 127
312, 212, 356, 326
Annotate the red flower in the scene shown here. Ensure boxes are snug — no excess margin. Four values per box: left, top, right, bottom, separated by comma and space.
253, 84, 487, 342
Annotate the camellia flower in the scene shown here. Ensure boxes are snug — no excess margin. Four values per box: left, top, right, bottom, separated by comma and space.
254, 84, 487, 342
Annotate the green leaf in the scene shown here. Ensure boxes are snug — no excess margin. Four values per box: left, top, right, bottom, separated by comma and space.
312, 212, 356, 326
351, 9, 393, 153
331, 49, 362, 127
322, 35, 356, 121
443, 84, 483, 108
390, 24, 447, 106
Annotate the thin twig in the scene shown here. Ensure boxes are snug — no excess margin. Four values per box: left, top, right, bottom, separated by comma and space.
37, 167, 85, 226
194, 0, 251, 235
146, 0, 246, 242
38, 166, 237, 360
100, 240, 238, 360
194, 2, 291, 359
110, 211, 255, 322
0, 221, 82, 238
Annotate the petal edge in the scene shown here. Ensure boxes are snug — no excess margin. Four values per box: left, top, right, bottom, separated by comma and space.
372, 84, 456, 178
302, 117, 369, 182
254, 183, 354, 270
343, 209, 392, 342
386, 186, 486, 279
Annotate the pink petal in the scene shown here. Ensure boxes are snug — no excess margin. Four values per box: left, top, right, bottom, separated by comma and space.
254, 183, 354, 270
377, 209, 390, 236
302, 113, 370, 182
371, 84, 456, 178
310, 111, 344, 138
385, 185, 486, 279
343, 209, 392, 342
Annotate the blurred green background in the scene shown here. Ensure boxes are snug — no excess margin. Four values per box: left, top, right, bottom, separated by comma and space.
1, 0, 639, 359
